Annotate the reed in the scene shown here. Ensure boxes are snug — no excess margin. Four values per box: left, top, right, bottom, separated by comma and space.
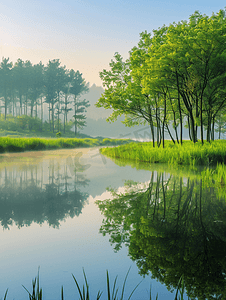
100, 140, 226, 166
2, 269, 188, 300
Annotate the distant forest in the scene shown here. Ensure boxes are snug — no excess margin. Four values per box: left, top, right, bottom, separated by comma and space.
0, 57, 89, 135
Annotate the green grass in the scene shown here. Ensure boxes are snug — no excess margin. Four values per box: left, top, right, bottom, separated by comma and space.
100, 140, 226, 166
3, 269, 187, 300
0, 137, 132, 153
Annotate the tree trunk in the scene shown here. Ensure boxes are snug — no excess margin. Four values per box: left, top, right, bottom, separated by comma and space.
206, 113, 212, 142
36, 101, 38, 118
188, 116, 192, 141
4, 98, 7, 120
74, 97, 77, 135
52, 101, 55, 133
178, 94, 183, 145
41, 97, 43, 132
200, 97, 204, 145
189, 111, 197, 143
148, 106, 155, 147
49, 103, 51, 132
30, 103, 33, 117
19, 95, 22, 116
165, 122, 175, 144
211, 117, 215, 141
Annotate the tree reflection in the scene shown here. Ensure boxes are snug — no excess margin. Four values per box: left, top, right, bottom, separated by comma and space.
96, 172, 226, 299
0, 154, 90, 229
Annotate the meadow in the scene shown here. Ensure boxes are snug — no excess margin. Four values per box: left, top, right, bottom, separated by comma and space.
100, 140, 226, 166
0, 136, 132, 153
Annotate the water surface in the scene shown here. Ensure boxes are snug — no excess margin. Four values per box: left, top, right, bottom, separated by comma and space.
1, 148, 225, 299
0, 148, 162, 300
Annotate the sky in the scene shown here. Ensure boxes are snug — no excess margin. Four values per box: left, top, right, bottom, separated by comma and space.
0, 0, 225, 86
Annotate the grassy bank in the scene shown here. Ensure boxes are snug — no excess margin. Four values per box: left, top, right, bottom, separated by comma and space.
100, 140, 226, 166
0, 137, 132, 153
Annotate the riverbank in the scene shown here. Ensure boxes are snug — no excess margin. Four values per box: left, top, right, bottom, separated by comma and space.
100, 140, 226, 166
0, 136, 132, 153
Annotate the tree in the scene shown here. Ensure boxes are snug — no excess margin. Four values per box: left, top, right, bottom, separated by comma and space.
44, 59, 61, 133
13, 58, 27, 116
61, 69, 73, 133
0, 57, 13, 120
55, 64, 67, 133
69, 70, 89, 135
97, 9, 226, 145
96, 51, 160, 147
29, 62, 44, 118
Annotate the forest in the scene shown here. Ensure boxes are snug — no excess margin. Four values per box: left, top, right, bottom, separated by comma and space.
97, 9, 226, 147
0, 58, 89, 135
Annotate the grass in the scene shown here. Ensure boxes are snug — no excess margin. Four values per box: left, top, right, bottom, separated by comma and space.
0, 136, 132, 153
100, 140, 226, 166
2, 269, 188, 300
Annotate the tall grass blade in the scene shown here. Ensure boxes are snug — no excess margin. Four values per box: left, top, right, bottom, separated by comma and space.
22, 285, 32, 299
106, 270, 111, 300
96, 290, 103, 300
3, 288, 8, 300
149, 284, 152, 300
112, 275, 118, 300
83, 285, 85, 299
82, 268, 89, 300
38, 288, 42, 300
120, 266, 131, 300
61, 286, 64, 300
127, 279, 142, 300
72, 274, 84, 300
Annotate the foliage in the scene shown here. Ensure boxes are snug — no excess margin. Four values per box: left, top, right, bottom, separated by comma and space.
69, 70, 90, 135
0, 57, 90, 135
96, 8, 226, 146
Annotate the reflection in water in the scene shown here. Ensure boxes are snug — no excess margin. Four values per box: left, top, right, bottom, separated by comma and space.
96, 172, 226, 299
0, 153, 90, 229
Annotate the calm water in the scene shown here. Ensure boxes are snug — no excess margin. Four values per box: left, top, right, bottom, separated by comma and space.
0, 148, 225, 299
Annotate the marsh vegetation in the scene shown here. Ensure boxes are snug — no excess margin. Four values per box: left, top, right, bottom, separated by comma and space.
100, 140, 226, 166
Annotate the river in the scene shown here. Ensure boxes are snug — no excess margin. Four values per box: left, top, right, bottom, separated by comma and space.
0, 148, 225, 299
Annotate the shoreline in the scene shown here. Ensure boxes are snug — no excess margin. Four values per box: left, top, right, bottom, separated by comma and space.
100, 140, 226, 166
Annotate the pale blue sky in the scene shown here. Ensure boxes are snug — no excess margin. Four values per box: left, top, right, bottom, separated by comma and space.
0, 0, 225, 85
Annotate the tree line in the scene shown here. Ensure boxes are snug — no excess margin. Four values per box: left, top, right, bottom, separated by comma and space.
96, 9, 226, 146
0, 58, 89, 134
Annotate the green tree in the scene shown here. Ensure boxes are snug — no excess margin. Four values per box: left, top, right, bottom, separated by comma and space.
97, 9, 226, 145
0, 57, 13, 119
44, 59, 61, 133
97, 51, 160, 147
13, 58, 26, 116
69, 70, 89, 135
55, 64, 67, 133
61, 69, 74, 134
29, 62, 44, 119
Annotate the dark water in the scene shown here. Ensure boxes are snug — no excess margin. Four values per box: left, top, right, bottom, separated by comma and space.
0, 148, 225, 299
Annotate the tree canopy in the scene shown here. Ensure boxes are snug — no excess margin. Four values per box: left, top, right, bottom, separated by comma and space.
96, 9, 226, 146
